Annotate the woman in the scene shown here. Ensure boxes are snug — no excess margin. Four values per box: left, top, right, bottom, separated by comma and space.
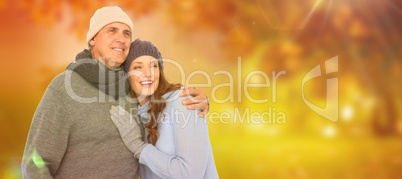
110, 39, 219, 179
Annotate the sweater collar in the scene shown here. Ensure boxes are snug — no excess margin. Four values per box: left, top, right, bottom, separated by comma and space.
137, 90, 181, 124
66, 49, 130, 100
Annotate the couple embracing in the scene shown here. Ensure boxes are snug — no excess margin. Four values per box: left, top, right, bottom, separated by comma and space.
22, 6, 218, 179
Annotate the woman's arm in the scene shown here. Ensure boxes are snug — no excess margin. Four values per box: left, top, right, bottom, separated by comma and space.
139, 95, 210, 178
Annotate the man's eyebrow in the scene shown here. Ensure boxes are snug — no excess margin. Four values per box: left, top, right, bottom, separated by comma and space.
123, 29, 131, 34
106, 26, 130, 32
107, 26, 117, 29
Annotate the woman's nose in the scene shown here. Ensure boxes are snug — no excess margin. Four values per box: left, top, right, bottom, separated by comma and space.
143, 68, 152, 77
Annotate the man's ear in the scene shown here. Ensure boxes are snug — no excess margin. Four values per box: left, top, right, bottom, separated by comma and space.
89, 39, 95, 46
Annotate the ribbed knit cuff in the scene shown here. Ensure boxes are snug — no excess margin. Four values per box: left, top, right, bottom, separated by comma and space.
138, 144, 154, 163
136, 143, 150, 160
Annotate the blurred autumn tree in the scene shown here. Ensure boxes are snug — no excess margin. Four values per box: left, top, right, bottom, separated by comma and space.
2, 0, 402, 178
13, 0, 160, 40
9, 0, 402, 136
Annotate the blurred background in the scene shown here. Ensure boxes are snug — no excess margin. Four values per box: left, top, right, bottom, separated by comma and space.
1, 0, 401, 178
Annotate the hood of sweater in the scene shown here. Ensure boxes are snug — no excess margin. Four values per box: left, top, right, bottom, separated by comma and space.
66, 49, 130, 100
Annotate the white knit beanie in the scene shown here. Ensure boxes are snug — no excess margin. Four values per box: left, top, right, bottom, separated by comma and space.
87, 6, 134, 46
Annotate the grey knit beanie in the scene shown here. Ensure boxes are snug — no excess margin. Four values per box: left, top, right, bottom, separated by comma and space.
123, 38, 164, 72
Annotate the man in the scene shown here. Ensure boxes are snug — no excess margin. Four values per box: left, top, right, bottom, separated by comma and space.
21, 6, 208, 178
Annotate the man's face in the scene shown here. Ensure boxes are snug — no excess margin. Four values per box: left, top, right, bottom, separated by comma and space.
89, 22, 131, 68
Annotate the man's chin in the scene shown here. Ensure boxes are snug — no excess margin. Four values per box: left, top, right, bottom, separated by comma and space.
107, 57, 125, 67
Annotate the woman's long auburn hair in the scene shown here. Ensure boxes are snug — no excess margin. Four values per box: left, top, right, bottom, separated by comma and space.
132, 65, 181, 145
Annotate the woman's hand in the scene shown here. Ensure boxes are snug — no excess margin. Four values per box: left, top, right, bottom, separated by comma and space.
110, 105, 147, 159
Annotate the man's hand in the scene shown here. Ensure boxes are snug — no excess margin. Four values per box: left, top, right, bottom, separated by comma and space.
180, 86, 209, 117
110, 105, 147, 159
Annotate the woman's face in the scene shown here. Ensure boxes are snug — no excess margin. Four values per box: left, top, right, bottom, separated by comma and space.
128, 55, 160, 104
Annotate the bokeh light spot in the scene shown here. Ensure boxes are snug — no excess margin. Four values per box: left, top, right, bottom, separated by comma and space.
323, 126, 336, 138
342, 105, 354, 121
32, 149, 46, 168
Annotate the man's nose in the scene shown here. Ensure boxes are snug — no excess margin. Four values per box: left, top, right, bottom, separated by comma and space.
115, 31, 126, 43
